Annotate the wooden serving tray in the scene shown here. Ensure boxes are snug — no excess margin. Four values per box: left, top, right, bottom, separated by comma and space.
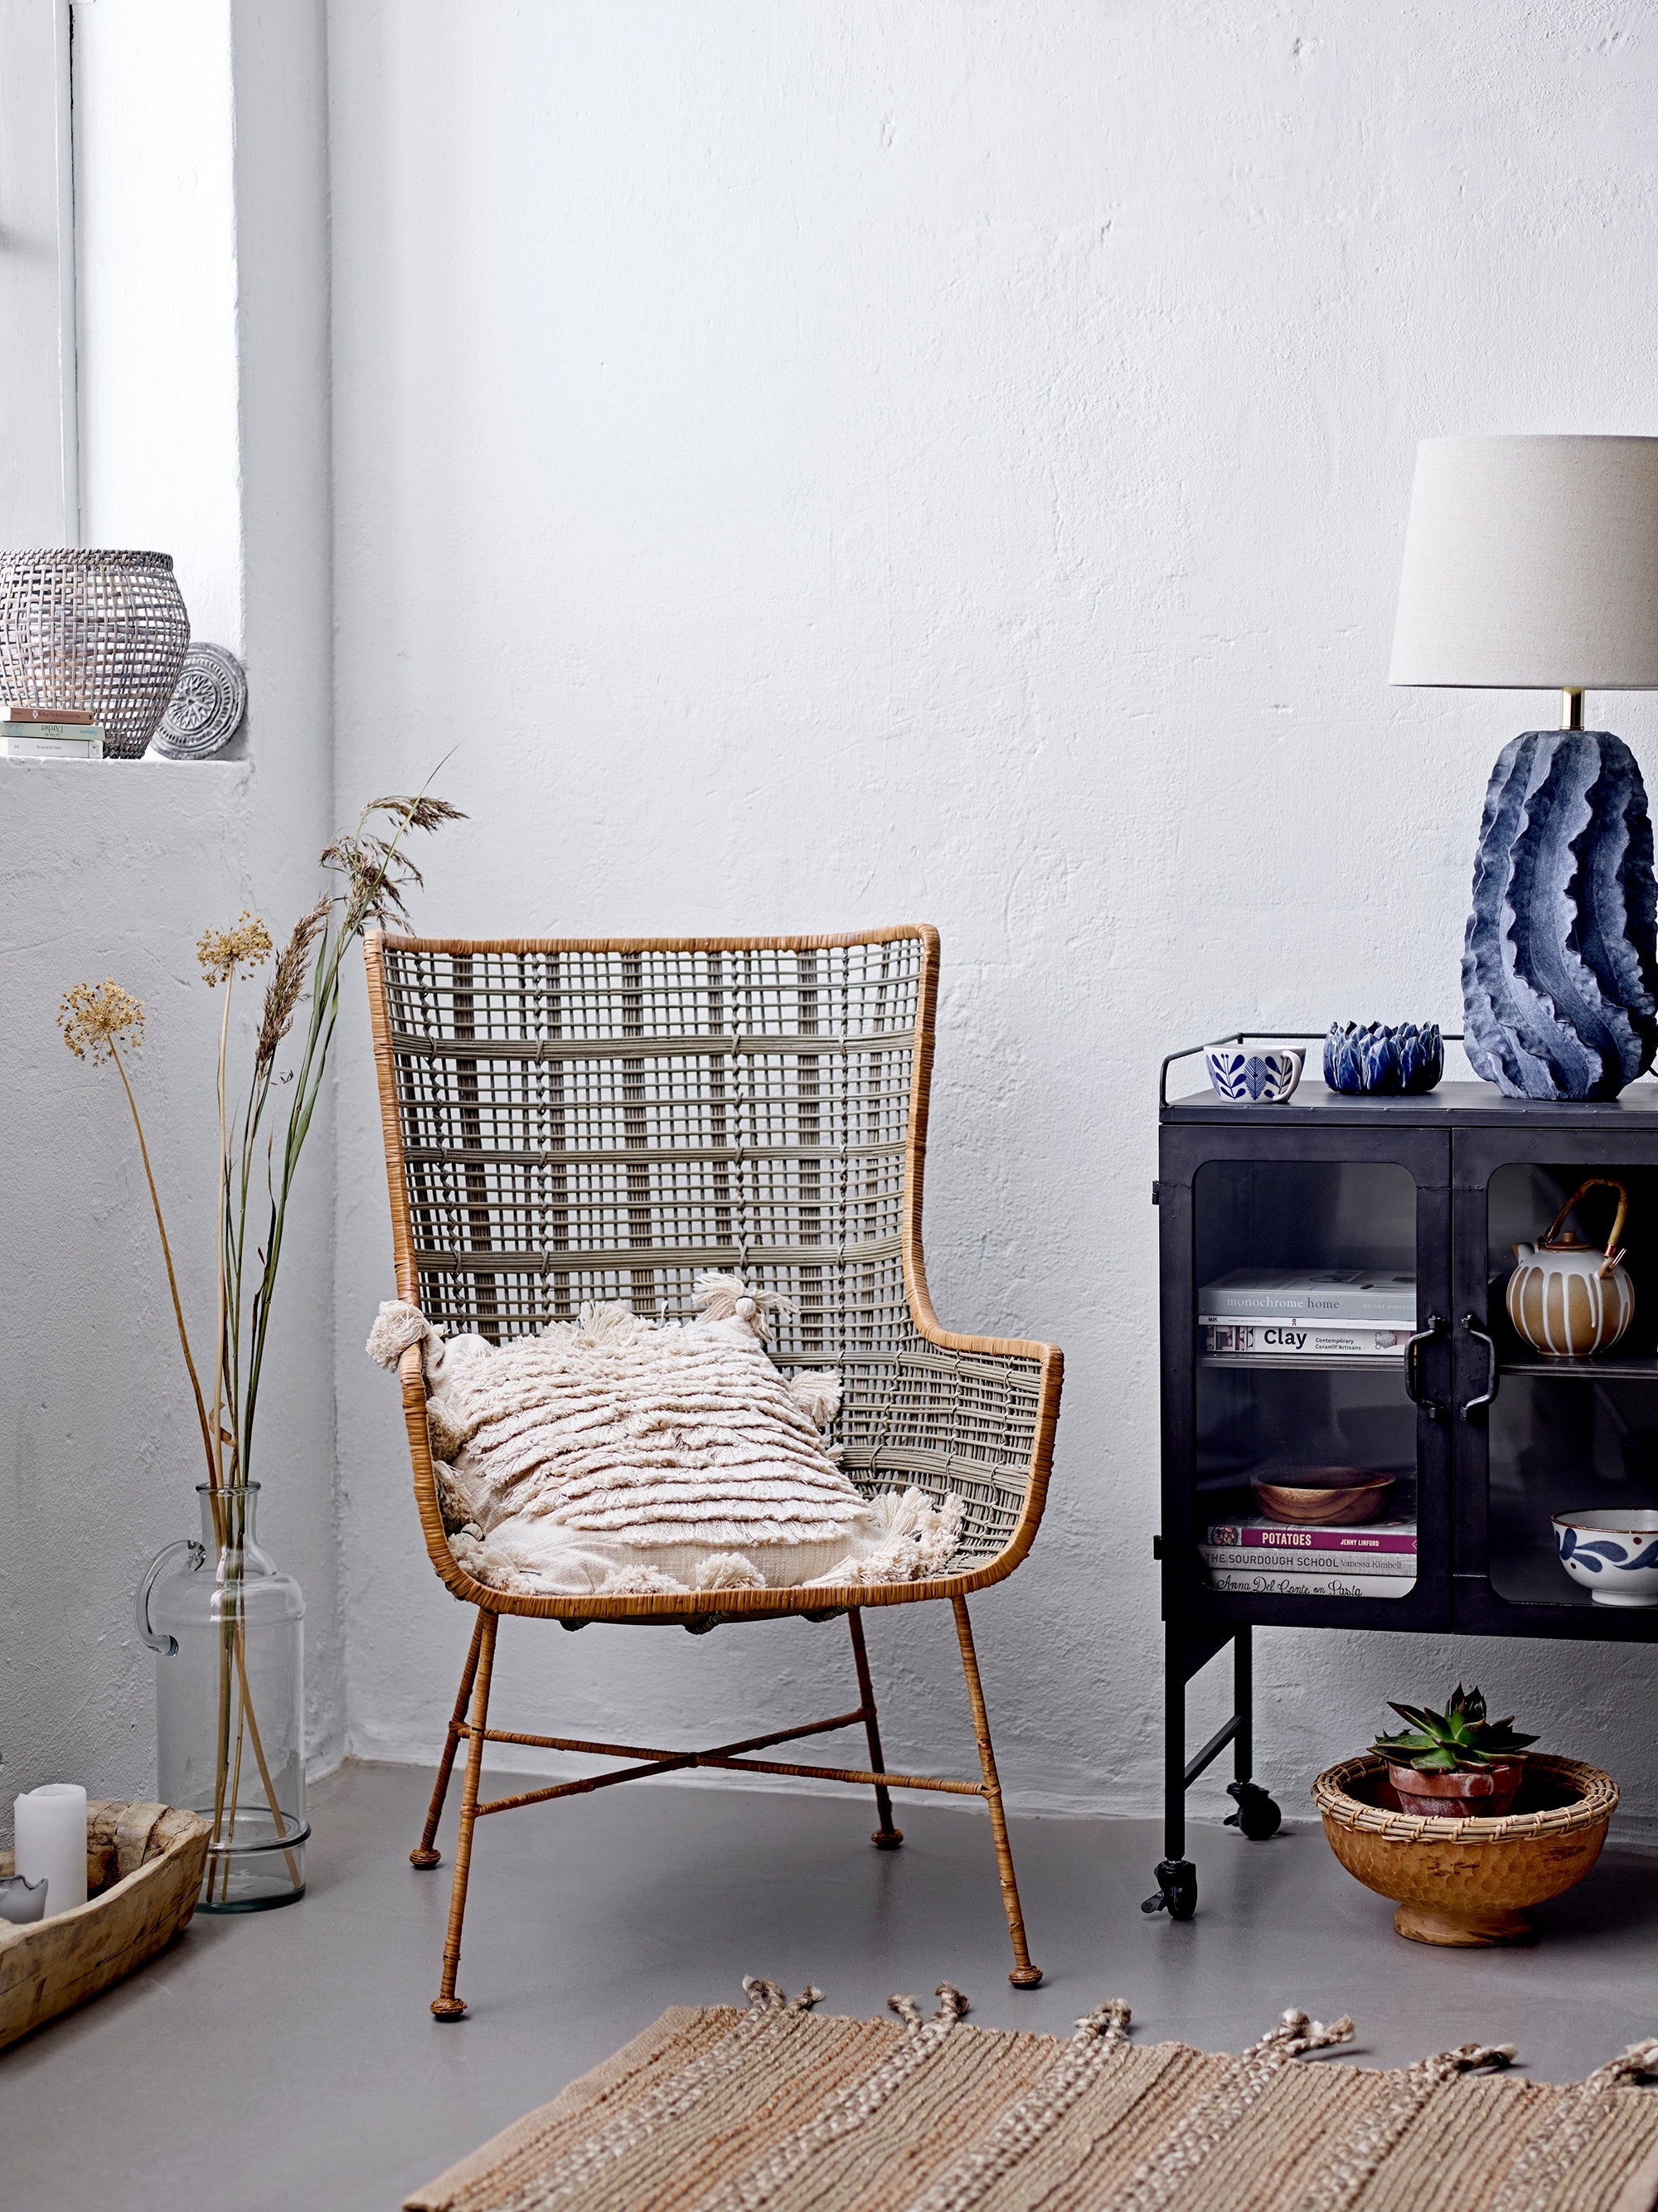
0, 1798, 211, 2052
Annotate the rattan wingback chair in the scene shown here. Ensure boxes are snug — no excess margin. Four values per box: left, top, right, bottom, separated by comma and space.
365, 926, 1063, 2016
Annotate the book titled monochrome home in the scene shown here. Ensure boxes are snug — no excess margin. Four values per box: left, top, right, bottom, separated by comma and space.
1198, 1270, 1417, 1361
1198, 1270, 1417, 1324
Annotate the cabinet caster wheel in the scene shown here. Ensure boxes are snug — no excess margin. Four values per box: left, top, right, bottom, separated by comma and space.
1141, 1859, 1197, 1920
1224, 1780, 1282, 1841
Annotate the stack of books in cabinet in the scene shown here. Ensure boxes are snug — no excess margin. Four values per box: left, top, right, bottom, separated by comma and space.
1198, 1516, 1416, 1599
1198, 1268, 1416, 1363
1197, 1268, 1417, 1598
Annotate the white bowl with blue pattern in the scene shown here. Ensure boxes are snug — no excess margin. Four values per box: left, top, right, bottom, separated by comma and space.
1203, 1044, 1304, 1104
1553, 1509, 1658, 1607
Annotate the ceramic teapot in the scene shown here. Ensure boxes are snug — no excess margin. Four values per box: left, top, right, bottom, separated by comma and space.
1506, 1176, 1634, 1358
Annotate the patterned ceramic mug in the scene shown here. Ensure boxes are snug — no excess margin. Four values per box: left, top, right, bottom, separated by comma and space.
1553, 1510, 1658, 1607
1203, 1045, 1304, 1105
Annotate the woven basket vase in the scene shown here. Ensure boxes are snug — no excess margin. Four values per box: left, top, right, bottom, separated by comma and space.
0, 550, 191, 758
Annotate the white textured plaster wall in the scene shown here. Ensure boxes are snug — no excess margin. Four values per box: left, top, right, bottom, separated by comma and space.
322, 3, 1658, 1841
0, 0, 339, 1837
73, 0, 242, 651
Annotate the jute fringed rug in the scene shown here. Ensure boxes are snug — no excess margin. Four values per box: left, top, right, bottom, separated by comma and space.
406, 1979, 1658, 2212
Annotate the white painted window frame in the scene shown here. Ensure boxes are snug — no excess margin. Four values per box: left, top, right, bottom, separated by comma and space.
0, 0, 79, 546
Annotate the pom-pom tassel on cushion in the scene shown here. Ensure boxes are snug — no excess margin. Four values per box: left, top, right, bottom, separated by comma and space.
788, 1370, 842, 1428
695, 1272, 790, 1341
366, 1299, 444, 1375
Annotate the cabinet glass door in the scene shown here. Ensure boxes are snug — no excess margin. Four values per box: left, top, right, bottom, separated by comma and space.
1161, 1127, 1452, 1631
1455, 1134, 1658, 1640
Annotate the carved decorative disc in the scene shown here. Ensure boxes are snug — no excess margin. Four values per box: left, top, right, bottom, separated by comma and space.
153, 643, 247, 758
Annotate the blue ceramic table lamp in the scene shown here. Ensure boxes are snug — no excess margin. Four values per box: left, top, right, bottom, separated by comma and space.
1391, 435, 1658, 1100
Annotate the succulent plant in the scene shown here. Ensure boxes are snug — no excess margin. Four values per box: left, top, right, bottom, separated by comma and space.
1370, 1685, 1538, 1773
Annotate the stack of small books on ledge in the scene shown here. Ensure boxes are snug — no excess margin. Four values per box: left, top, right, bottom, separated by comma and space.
1200, 1515, 1416, 1598
0, 704, 105, 759
1198, 1269, 1416, 1361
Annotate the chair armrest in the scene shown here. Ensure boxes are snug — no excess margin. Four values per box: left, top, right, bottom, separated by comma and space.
399, 1344, 497, 1608
836, 1310, 1063, 1586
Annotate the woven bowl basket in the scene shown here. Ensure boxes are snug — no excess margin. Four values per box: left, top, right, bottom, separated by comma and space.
0, 550, 190, 758
1313, 1750, 1617, 1948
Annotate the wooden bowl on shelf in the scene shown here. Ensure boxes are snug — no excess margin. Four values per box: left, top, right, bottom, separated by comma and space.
1313, 1752, 1616, 1947
1252, 1467, 1395, 1526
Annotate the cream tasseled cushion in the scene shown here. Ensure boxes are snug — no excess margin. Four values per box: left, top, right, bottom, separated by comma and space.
366, 1274, 962, 1598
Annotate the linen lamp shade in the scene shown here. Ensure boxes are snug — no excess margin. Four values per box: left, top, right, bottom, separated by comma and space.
1390, 435, 1658, 691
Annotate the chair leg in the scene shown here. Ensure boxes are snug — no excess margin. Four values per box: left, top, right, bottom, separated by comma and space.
846, 1608, 903, 1848
952, 1595, 1042, 1989
411, 1608, 487, 1869
432, 1608, 497, 2020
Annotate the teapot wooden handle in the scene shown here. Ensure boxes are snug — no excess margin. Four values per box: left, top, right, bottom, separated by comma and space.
1540, 1176, 1629, 1273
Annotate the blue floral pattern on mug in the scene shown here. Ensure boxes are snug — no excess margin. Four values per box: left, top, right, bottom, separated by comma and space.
1324, 1021, 1443, 1095
1203, 1045, 1303, 1104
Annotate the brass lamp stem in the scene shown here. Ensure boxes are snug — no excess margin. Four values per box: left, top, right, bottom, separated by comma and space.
1561, 688, 1585, 730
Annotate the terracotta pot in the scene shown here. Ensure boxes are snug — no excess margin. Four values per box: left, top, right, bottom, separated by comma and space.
1385, 1759, 1523, 1821
1315, 1752, 1616, 1948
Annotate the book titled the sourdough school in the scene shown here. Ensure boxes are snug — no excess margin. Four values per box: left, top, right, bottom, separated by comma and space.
1200, 1546, 1415, 1576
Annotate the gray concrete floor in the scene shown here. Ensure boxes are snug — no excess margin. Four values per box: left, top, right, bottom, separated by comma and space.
2, 1760, 1656, 2211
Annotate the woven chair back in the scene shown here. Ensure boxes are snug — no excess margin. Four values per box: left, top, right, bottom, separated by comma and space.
367, 929, 1043, 1565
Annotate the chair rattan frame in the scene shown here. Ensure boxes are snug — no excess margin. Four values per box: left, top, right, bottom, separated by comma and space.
364, 925, 1063, 2013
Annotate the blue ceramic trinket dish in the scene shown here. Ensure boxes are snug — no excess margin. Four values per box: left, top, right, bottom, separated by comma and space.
1324, 1021, 1443, 1096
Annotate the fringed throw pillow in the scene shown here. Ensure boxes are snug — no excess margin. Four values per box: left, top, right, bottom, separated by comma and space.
366, 1274, 962, 1598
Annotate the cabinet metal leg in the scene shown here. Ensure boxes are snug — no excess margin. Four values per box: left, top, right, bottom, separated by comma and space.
1222, 1627, 1281, 1841
1147, 1623, 1280, 1917
1143, 1624, 1198, 1919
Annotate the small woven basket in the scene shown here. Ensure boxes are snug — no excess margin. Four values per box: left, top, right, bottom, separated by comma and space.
1313, 1750, 1617, 1842
0, 550, 191, 758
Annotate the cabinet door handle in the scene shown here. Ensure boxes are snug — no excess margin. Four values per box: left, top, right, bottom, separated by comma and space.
1404, 1312, 1447, 1422
1461, 1314, 1500, 1418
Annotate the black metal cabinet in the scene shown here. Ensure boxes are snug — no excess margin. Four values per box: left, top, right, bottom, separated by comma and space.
1149, 1072, 1658, 1921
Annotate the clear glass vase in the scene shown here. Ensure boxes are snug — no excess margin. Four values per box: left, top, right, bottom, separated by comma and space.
138, 1484, 308, 1911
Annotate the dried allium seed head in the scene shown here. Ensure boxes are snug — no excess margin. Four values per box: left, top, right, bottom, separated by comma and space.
59, 979, 146, 1064
196, 912, 274, 987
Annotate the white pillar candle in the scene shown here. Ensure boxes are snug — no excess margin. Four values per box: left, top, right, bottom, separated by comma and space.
14, 1784, 88, 1917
